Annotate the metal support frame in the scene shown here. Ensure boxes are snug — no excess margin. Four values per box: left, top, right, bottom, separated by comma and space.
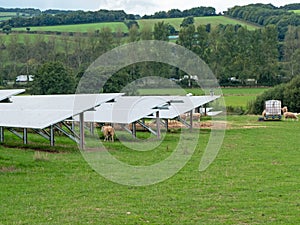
189, 110, 193, 131
156, 111, 161, 139
178, 117, 191, 128
90, 122, 95, 136
164, 119, 169, 131
54, 124, 79, 144
136, 120, 157, 136
50, 125, 55, 146
0, 127, 4, 143
23, 128, 28, 144
132, 122, 136, 138
79, 112, 85, 150
8, 128, 23, 139
33, 129, 50, 140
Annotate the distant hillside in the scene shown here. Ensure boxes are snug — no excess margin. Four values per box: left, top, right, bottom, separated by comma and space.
224, 3, 300, 40
12, 16, 259, 34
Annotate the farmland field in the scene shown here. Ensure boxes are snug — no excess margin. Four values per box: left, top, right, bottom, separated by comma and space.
14, 22, 129, 33
291, 10, 300, 14
13, 16, 259, 33
138, 16, 259, 31
0, 115, 299, 224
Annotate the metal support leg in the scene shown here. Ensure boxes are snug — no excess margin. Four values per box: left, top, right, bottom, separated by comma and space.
165, 119, 169, 131
90, 122, 95, 136
0, 127, 4, 143
79, 112, 85, 150
156, 111, 161, 139
132, 122, 136, 138
50, 125, 55, 146
189, 110, 193, 132
23, 128, 28, 144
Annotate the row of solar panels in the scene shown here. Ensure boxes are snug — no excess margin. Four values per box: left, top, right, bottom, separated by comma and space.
0, 89, 221, 130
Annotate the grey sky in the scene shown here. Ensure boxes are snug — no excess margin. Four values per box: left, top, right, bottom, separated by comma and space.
0, 0, 299, 15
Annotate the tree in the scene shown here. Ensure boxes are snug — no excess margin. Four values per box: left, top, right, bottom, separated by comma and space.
282, 25, 300, 79
178, 24, 196, 50
180, 16, 194, 27
2, 25, 11, 35
128, 25, 139, 42
153, 21, 170, 41
31, 61, 75, 95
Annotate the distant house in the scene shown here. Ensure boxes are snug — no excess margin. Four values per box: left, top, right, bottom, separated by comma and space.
16, 75, 34, 83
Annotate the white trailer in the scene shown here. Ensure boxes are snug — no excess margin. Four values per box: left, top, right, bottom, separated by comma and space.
264, 100, 282, 120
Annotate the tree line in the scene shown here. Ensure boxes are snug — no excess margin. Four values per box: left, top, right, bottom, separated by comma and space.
224, 3, 300, 40
0, 6, 217, 29
141, 7, 217, 19
0, 9, 134, 28
1, 18, 299, 94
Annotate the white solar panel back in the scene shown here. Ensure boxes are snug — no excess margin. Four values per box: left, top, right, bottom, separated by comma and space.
0, 89, 25, 102
0, 93, 122, 129
74, 96, 169, 124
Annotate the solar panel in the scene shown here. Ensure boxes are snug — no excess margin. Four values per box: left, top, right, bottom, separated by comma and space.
0, 89, 25, 102
147, 95, 220, 119
74, 96, 169, 124
0, 93, 122, 129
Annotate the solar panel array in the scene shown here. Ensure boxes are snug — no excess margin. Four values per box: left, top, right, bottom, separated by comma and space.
0, 93, 122, 129
0, 89, 25, 102
0, 89, 220, 128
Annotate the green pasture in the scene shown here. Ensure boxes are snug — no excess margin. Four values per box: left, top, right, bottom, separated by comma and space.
138, 87, 268, 108
139, 16, 258, 31
13, 16, 259, 33
0, 115, 299, 224
291, 10, 300, 14
0, 12, 18, 16
14, 22, 129, 33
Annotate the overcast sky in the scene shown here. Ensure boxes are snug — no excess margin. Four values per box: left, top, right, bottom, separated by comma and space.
0, 0, 299, 15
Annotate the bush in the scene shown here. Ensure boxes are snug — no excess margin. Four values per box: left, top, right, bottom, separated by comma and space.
248, 75, 300, 114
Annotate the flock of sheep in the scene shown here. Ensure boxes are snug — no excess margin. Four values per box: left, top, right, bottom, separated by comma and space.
262, 106, 299, 121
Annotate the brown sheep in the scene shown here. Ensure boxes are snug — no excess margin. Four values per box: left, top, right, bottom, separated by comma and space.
282, 106, 288, 113
284, 112, 298, 121
101, 125, 115, 142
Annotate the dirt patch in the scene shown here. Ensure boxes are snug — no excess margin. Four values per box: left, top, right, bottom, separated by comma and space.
0, 166, 18, 173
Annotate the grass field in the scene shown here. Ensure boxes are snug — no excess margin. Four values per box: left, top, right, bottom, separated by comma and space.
291, 10, 300, 14
13, 16, 259, 33
1, 115, 299, 224
14, 22, 129, 33
138, 87, 268, 108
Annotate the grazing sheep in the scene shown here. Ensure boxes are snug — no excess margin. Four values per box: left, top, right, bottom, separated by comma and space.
282, 106, 288, 113
284, 112, 298, 121
192, 113, 201, 121
101, 125, 115, 142
180, 114, 187, 120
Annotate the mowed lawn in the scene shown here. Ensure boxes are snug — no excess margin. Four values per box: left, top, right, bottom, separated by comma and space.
0, 115, 299, 224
